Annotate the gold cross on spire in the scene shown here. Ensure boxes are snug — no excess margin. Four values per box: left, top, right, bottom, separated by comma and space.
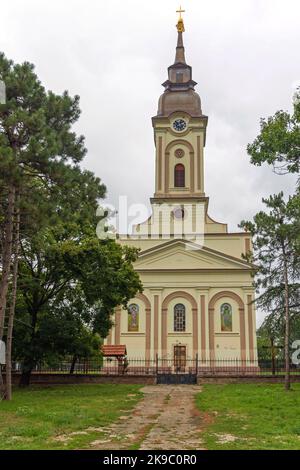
176, 5, 185, 33
176, 5, 185, 20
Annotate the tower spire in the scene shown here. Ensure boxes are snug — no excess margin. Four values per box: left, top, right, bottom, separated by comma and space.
175, 5, 186, 64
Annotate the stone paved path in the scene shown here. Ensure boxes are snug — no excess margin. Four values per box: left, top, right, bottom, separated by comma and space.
90, 385, 205, 450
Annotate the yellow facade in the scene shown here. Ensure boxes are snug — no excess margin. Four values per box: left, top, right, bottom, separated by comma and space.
105, 21, 257, 365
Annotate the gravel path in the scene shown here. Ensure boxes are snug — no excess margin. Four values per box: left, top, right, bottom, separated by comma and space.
90, 385, 205, 450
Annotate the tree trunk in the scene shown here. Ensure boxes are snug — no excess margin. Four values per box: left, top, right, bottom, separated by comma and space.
282, 243, 290, 391
19, 369, 33, 388
5, 199, 20, 400
0, 185, 16, 339
0, 366, 4, 399
19, 308, 38, 388
271, 337, 276, 376
69, 355, 78, 374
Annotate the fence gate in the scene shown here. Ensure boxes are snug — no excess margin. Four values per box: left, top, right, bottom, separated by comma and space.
156, 372, 197, 385
156, 352, 198, 385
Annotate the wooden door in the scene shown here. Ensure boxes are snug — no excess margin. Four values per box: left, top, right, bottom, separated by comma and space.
174, 346, 186, 371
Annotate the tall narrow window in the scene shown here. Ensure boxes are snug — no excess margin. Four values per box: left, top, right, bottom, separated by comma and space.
174, 303, 186, 332
174, 164, 185, 187
220, 303, 232, 332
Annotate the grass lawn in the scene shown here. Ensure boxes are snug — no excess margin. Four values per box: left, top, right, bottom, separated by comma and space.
0, 384, 142, 450
196, 383, 300, 450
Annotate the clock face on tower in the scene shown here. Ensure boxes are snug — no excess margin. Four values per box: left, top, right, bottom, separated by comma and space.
173, 118, 187, 132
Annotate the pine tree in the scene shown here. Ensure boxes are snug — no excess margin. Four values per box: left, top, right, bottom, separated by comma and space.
241, 193, 300, 390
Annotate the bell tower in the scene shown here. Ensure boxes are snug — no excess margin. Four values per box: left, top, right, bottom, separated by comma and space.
152, 9, 208, 201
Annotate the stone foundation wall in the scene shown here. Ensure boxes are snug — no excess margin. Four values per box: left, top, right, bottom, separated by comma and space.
198, 376, 300, 385
10, 373, 156, 386
9, 373, 300, 386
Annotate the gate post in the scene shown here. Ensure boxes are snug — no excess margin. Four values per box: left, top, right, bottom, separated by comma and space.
195, 353, 198, 376
156, 353, 158, 376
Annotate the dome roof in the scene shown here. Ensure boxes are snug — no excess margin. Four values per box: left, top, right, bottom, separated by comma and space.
157, 89, 202, 117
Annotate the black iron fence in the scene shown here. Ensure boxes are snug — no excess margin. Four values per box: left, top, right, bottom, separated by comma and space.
10, 356, 300, 377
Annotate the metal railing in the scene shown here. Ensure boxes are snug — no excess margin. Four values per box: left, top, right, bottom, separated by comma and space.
10, 356, 300, 377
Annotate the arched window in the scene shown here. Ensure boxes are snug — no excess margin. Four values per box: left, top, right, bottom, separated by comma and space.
128, 303, 139, 332
174, 164, 185, 187
221, 303, 232, 332
174, 303, 186, 332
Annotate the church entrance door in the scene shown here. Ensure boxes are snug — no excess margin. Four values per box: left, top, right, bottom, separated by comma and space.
157, 347, 196, 384
174, 345, 186, 372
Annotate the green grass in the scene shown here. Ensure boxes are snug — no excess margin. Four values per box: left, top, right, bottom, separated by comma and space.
196, 383, 300, 450
0, 384, 142, 450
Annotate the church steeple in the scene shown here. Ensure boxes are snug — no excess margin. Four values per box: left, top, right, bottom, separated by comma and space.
156, 8, 202, 117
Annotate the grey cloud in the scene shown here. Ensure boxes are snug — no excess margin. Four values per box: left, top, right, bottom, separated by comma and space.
1, 0, 299, 327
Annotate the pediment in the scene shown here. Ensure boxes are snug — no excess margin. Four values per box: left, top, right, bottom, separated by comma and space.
134, 239, 253, 271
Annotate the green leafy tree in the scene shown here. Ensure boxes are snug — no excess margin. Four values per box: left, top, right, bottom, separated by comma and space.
16, 225, 142, 386
257, 318, 284, 375
247, 88, 300, 176
13, 287, 102, 376
257, 310, 300, 375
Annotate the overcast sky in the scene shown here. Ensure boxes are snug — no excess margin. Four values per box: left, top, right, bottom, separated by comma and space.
1, 0, 299, 324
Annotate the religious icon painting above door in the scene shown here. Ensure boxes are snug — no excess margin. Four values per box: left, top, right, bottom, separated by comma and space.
174, 345, 186, 371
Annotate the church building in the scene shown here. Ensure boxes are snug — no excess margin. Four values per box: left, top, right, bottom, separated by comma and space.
105, 14, 258, 366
